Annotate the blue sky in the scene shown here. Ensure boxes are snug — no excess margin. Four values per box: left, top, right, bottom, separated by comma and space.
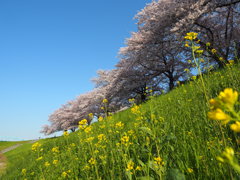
0, 0, 151, 141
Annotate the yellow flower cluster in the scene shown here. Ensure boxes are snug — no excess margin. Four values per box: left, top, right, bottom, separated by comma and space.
218, 88, 238, 109
211, 48, 217, 54
97, 134, 106, 142
52, 147, 60, 153
61, 170, 71, 178
131, 105, 141, 115
36, 156, 43, 161
98, 116, 104, 122
88, 113, 93, 119
217, 147, 234, 163
208, 88, 239, 125
79, 119, 88, 129
115, 121, 124, 128
53, 159, 59, 165
128, 98, 135, 103
187, 168, 194, 173
88, 157, 96, 165
208, 108, 231, 124
44, 161, 50, 167
102, 98, 108, 103
121, 135, 131, 146
63, 131, 69, 137
85, 137, 94, 143
154, 157, 164, 166
184, 32, 198, 40
126, 160, 134, 171
230, 121, 240, 133
22, 169, 27, 176
184, 68, 190, 73
79, 119, 88, 125
84, 126, 92, 134
31, 142, 42, 151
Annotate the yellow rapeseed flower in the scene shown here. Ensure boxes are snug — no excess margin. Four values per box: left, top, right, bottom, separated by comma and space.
85, 137, 94, 143
184, 32, 198, 40
115, 121, 124, 128
208, 108, 231, 124
135, 166, 142, 171
31, 142, 41, 151
98, 116, 103, 121
218, 88, 238, 109
62, 171, 68, 178
211, 49, 217, 54
102, 98, 108, 103
88, 157, 96, 165
98, 134, 106, 141
121, 135, 130, 144
53, 160, 59, 165
222, 147, 234, 161
209, 98, 220, 110
36, 156, 43, 161
195, 50, 203, 54
52, 147, 60, 153
230, 122, 240, 133
44, 161, 50, 167
22, 169, 27, 175
191, 76, 196, 80
63, 131, 69, 137
88, 113, 93, 119
187, 168, 194, 173
154, 157, 164, 166
79, 119, 88, 125
128, 98, 135, 103
84, 126, 92, 133
131, 105, 140, 114
126, 160, 134, 171
184, 68, 190, 73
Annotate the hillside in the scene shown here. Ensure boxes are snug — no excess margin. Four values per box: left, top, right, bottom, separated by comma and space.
1, 63, 240, 179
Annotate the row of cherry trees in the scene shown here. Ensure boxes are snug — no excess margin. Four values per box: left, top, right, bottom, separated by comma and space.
42, 0, 240, 135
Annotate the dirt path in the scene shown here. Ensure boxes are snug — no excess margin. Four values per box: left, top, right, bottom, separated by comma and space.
0, 144, 23, 154
0, 140, 37, 174
0, 153, 7, 174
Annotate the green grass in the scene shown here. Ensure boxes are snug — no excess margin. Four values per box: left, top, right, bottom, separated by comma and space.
1, 64, 240, 179
0, 141, 28, 151
4, 143, 34, 167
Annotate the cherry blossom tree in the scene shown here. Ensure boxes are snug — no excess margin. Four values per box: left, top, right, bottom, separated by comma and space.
42, 0, 240, 135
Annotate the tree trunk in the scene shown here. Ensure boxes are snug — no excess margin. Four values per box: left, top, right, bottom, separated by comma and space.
236, 41, 240, 62
168, 74, 174, 90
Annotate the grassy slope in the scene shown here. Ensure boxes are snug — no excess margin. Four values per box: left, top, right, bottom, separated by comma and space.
1, 64, 240, 179
0, 142, 34, 176
0, 141, 28, 151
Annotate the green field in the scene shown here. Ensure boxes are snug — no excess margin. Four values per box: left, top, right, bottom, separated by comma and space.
1, 64, 240, 179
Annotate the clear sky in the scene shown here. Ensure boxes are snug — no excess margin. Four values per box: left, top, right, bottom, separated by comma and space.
0, 0, 152, 141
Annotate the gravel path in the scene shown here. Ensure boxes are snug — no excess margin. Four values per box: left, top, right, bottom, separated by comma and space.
0, 140, 38, 173
0, 144, 23, 154
0, 140, 37, 154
